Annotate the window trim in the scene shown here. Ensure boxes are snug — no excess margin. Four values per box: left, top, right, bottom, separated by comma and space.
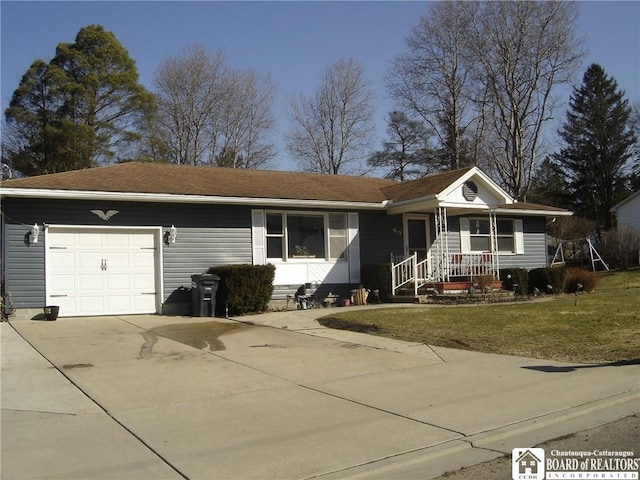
460, 216, 523, 255
264, 210, 349, 262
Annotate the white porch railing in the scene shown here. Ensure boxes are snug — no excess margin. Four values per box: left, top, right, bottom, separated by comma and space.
391, 253, 430, 296
447, 253, 496, 279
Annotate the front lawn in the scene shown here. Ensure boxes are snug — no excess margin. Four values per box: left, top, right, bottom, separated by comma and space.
318, 269, 640, 363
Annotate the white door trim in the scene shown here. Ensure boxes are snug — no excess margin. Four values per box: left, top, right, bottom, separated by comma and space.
403, 214, 432, 277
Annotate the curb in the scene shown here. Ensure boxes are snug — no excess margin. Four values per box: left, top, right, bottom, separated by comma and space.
314, 389, 640, 480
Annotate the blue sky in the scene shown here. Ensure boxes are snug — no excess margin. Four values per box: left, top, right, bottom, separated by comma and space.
2, 1, 639, 172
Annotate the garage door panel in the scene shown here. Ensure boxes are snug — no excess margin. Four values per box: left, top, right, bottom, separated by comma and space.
54, 297, 77, 317
105, 234, 130, 248
133, 251, 155, 268
133, 235, 154, 248
49, 274, 76, 292
106, 274, 130, 290
78, 296, 105, 314
49, 251, 75, 268
132, 273, 155, 290
77, 273, 104, 291
106, 296, 131, 313
106, 252, 131, 269
134, 295, 157, 311
49, 233, 74, 248
78, 233, 103, 248
47, 230, 159, 317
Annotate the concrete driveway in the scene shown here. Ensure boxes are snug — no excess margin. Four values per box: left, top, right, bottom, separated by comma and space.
2, 308, 639, 479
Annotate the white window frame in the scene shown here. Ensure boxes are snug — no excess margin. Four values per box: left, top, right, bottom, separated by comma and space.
263, 210, 349, 262
460, 217, 524, 255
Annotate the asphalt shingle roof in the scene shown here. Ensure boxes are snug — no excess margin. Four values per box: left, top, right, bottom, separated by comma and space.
380, 167, 474, 202
2, 162, 397, 203
0, 162, 572, 215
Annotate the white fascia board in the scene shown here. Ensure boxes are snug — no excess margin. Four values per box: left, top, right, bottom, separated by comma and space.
439, 167, 514, 204
491, 207, 574, 217
384, 195, 439, 215
0, 188, 386, 210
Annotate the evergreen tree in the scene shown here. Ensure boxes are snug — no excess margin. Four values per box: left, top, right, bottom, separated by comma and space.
527, 157, 570, 208
367, 111, 436, 181
553, 64, 636, 228
4, 25, 155, 175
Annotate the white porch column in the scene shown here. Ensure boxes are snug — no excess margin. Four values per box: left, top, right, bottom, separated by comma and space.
489, 209, 499, 277
433, 207, 449, 282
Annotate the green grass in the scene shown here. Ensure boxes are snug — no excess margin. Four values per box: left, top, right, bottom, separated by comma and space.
318, 269, 640, 363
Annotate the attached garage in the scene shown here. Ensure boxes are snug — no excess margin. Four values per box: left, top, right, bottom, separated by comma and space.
45, 227, 162, 317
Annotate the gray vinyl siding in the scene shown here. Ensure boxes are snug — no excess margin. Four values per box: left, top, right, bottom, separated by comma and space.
3, 223, 45, 309
449, 215, 548, 270
2, 198, 252, 308
358, 211, 404, 265
444, 216, 462, 255
163, 227, 251, 300
498, 216, 548, 270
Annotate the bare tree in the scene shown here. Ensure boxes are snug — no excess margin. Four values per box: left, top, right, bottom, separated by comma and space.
153, 43, 276, 168
286, 58, 375, 174
471, 1, 584, 199
214, 68, 276, 168
388, 1, 584, 198
387, 1, 482, 171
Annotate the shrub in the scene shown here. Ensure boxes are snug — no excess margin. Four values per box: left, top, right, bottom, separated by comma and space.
601, 227, 640, 269
529, 266, 566, 294
207, 264, 275, 316
361, 263, 392, 301
499, 268, 529, 295
564, 267, 600, 293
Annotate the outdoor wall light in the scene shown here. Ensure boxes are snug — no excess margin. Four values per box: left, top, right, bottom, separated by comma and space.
164, 225, 178, 245
25, 223, 40, 246
30, 223, 40, 243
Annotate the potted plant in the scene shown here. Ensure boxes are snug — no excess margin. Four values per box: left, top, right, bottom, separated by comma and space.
43, 305, 60, 321
293, 245, 315, 258
1, 292, 15, 321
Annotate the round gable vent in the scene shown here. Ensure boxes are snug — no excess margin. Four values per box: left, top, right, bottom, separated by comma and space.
462, 181, 478, 201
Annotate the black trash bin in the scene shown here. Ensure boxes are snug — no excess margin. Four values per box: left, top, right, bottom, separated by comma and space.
191, 274, 220, 317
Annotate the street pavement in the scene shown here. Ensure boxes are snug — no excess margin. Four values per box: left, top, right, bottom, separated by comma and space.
1, 305, 639, 480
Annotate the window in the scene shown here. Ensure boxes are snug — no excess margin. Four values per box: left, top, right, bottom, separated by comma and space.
328, 213, 347, 260
464, 217, 517, 253
287, 214, 325, 258
496, 219, 515, 253
264, 212, 348, 261
469, 218, 491, 251
266, 213, 284, 259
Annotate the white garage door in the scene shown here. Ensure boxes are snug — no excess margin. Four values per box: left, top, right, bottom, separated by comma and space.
46, 229, 159, 317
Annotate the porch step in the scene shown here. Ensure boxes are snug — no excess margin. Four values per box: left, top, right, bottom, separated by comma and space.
389, 294, 431, 304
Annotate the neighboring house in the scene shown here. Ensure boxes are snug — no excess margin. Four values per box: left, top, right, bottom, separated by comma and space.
610, 191, 640, 232
0, 163, 571, 318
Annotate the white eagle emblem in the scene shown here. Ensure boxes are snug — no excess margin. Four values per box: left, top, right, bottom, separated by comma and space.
91, 209, 120, 221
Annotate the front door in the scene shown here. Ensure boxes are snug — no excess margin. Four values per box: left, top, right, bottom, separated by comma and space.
404, 215, 430, 261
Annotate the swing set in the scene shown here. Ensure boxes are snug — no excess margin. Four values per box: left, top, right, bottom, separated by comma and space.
550, 235, 609, 271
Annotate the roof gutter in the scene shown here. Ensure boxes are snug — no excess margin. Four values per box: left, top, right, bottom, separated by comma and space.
491, 207, 573, 216
0, 188, 387, 210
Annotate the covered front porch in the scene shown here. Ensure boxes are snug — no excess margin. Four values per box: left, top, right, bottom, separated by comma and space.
390, 207, 503, 296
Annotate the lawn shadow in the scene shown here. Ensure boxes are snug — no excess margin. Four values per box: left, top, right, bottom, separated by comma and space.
522, 358, 640, 373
